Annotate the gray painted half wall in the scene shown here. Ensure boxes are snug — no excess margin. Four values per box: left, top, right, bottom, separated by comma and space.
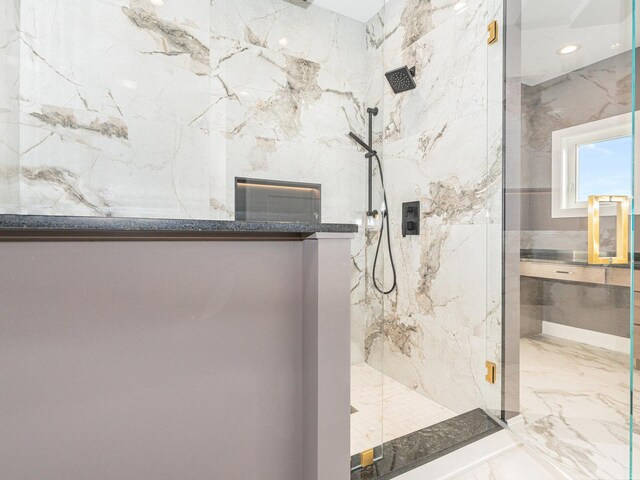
0, 237, 352, 480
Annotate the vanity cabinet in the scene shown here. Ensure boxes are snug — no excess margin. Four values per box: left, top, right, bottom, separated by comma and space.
521, 261, 640, 368
520, 262, 606, 284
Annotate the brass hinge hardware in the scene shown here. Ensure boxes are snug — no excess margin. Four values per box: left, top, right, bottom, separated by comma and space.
487, 20, 498, 45
360, 449, 375, 468
485, 361, 496, 384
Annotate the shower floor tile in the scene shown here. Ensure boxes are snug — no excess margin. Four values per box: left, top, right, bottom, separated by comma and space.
350, 362, 456, 456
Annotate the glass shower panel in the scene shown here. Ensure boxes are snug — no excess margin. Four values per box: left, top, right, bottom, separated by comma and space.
209, 0, 388, 466
485, 0, 505, 420
377, 0, 500, 460
0, 0, 19, 214
350, 1, 387, 469
504, 1, 635, 478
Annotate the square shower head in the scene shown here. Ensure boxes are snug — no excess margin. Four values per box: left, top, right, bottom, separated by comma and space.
385, 66, 417, 94
283, 0, 313, 7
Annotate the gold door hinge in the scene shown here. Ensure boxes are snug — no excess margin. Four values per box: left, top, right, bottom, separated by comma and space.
485, 361, 496, 384
487, 20, 498, 45
360, 449, 375, 468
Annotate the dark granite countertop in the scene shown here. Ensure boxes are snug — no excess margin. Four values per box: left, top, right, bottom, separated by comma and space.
521, 249, 639, 269
0, 214, 358, 240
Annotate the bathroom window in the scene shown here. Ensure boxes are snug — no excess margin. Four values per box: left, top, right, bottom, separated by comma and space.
551, 112, 636, 218
576, 136, 632, 202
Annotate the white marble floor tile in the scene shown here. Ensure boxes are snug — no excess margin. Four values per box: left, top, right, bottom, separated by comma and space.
448, 444, 564, 480
514, 335, 637, 480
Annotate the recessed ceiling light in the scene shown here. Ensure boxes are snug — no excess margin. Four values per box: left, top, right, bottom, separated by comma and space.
279, 37, 288, 46
557, 44, 580, 55
611, 42, 621, 49
454, 2, 467, 11
121, 79, 138, 90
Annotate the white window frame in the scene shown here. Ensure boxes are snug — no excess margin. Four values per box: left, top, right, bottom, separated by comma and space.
551, 112, 636, 218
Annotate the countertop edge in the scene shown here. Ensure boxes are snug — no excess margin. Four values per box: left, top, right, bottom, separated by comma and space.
0, 215, 359, 240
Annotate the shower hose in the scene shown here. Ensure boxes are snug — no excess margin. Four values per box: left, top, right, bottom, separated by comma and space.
372, 153, 397, 295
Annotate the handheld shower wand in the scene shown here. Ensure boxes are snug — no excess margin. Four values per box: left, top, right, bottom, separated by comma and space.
348, 107, 397, 295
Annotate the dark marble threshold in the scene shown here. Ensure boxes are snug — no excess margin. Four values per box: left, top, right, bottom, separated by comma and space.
0, 214, 358, 240
350, 408, 502, 480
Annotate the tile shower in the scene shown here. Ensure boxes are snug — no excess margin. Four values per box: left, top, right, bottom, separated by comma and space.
8, 0, 640, 478
0, 0, 507, 473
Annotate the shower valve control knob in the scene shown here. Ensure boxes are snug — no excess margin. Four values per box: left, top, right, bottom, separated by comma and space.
402, 201, 420, 237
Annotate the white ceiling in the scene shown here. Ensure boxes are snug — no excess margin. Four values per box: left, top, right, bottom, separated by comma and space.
308, 0, 635, 85
310, 0, 383, 23
521, 0, 634, 85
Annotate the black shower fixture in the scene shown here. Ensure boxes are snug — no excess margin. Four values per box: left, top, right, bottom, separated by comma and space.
385, 66, 417, 93
348, 106, 397, 295
283, 0, 312, 7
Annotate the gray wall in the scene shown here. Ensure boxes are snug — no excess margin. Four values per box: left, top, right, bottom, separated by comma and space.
0, 241, 307, 480
519, 51, 637, 338
520, 49, 638, 246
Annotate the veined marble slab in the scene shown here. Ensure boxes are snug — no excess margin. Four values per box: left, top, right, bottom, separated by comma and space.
0, 0, 20, 214
360, 0, 503, 420
513, 335, 637, 480
19, 101, 210, 219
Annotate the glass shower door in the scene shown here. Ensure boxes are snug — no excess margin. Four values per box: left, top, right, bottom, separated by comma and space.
502, 1, 636, 478
350, 186, 386, 472
350, 2, 387, 470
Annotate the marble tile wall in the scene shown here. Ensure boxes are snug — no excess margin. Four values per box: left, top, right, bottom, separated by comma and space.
361, 0, 503, 415
350, 9, 388, 367
5, 0, 505, 420
519, 50, 636, 340
0, 0, 20, 213
8, 0, 371, 223
3, 0, 380, 367
17, 0, 211, 218
208, 0, 369, 225
520, 50, 637, 251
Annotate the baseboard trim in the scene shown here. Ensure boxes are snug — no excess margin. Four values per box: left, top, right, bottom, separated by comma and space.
505, 414, 523, 427
542, 321, 629, 354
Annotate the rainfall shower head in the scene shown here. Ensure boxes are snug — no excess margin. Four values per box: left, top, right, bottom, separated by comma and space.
283, 0, 313, 7
385, 66, 417, 94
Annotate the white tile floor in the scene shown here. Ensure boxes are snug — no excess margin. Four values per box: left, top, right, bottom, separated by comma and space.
395, 334, 640, 480
513, 335, 639, 480
354, 335, 640, 479
350, 362, 456, 455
